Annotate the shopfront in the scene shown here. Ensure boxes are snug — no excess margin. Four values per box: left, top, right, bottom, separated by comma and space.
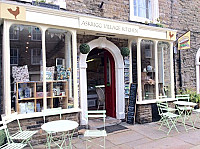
0, 1, 176, 125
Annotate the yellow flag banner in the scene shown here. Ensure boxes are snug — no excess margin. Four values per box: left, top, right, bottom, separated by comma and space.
178, 31, 190, 50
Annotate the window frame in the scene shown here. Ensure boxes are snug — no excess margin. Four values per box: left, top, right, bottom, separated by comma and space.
129, 0, 159, 23
10, 48, 19, 66
31, 26, 42, 41
10, 25, 19, 40
31, 48, 41, 65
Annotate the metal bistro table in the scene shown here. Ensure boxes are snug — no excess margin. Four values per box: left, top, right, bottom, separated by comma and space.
173, 101, 197, 131
41, 120, 79, 149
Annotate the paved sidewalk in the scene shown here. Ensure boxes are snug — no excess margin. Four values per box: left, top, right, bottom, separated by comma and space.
32, 113, 200, 149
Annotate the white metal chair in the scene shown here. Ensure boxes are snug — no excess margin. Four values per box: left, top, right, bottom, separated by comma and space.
96, 88, 105, 110
1, 112, 37, 149
42, 107, 62, 123
175, 94, 190, 101
158, 96, 176, 113
158, 95, 167, 99
0, 123, 27, 149
156, 101, 180, 135
84, 110, 107, 149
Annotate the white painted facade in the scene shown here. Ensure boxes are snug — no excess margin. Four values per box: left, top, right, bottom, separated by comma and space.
0, 1, 176, 124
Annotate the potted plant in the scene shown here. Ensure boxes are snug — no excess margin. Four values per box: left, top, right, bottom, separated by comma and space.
80, 43, 90, 54
184, 89, 200, 108
120, 47, 130, 57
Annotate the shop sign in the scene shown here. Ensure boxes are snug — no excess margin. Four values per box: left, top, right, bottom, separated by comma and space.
0, 3, 26, 21
79, 17, 139, 36
178, 31, 190, 50
166, 31, 176, 41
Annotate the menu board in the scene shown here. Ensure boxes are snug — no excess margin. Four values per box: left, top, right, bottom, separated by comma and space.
127, 83, 137, 124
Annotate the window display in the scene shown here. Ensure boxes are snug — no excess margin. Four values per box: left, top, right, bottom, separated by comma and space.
10, 25, 74, 113
141, 40, 156, 100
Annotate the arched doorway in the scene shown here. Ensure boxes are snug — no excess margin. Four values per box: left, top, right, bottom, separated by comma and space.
79, 37, 124, 125
87, 48, 116, 117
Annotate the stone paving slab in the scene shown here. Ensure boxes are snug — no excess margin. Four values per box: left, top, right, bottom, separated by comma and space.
30, 113, 200, 149
133, 137, 194, 149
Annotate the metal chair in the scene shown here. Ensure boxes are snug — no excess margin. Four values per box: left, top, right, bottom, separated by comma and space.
158, 96, 176, 113
84, 110, 107, 149
96, 88, 105, 110
158, 95, 167, 99
0, 123, 27, 149
175, 94, 190, 101
42, 107, 62, 123
156, 101, 180, 135
175, 94, 195, 131
1, 112, 37, 149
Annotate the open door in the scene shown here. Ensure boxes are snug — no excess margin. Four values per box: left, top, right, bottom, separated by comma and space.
104, 51, 116, 118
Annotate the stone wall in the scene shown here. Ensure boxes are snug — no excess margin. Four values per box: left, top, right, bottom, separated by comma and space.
159, 0, 200, 92
7, 112, 79, 146
66, 0, 129, 21
136, 104, 152, 124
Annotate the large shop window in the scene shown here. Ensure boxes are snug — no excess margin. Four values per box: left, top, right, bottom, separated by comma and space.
137, 40, 171, 100
10, 25, 74, 114
129, 0, 159, 23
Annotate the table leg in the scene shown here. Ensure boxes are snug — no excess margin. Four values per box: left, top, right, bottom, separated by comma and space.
177, 106, 195, 131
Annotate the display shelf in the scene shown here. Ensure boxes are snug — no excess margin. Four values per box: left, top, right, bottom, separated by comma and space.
16, 80, 69, 114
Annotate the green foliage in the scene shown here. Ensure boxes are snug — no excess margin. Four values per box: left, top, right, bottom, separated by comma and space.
178, 88, 200, 103
80, 43, 90, 54
0, 130, 6, 146
120, 47, 130, 57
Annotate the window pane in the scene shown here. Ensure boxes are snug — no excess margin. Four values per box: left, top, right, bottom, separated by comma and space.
10, 24, 42, 113
158, 42, 171, 97
134, 0, 151, 19
45, 29, 74, 109
141, 40, 155, 100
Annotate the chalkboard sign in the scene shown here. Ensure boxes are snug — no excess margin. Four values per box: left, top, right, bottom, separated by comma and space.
127, 83, 137, 124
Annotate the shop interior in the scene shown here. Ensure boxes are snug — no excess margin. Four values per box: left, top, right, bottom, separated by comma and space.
87, 48, 105, 110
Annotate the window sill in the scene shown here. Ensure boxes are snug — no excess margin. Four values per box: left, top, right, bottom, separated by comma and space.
129, 16, 151, 24
17, 108, 81, 120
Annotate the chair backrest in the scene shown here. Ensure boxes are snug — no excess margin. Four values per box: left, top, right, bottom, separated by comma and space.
86, 110, 106, 130
175, 94, 190, 102
96, 88, 105, 102
159, 95, 167, 99
1, 112, 18, 125
156, 101, 169, 116
1, 112, 23, 131
42, 107, 62, 123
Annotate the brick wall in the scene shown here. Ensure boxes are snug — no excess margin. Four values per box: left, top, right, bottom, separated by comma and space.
7, 112, 79, 146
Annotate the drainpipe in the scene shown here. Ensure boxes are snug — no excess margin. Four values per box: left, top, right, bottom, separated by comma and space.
178, 50, 183, 90
173, 46, 177, 95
